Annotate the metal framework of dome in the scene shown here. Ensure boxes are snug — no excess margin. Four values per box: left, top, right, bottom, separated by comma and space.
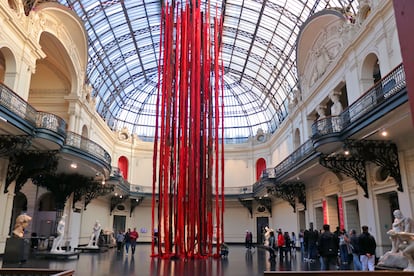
49, 0, 358, 143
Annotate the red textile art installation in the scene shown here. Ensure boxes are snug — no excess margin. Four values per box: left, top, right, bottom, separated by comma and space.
151, 1, 225, 259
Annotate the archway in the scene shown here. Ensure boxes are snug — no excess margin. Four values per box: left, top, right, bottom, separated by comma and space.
361, 53, 381, 92
118, 156, 129, 180
256, 158, 266, 181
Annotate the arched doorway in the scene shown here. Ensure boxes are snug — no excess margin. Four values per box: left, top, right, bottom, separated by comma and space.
361, 53, 381, 92
256, 158, 266, 181
118, 156, 129, 180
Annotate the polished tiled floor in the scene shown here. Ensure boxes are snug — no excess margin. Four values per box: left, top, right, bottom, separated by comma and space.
1, 245, 321, 276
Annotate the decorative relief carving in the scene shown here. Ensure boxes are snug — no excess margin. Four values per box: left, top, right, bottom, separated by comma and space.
254, 128, 267, 144
26, 12, 45, 41
305, 18, 359, 89
356, 0, 372, 26
288, 88, 301, 112
118, 127, 131, 141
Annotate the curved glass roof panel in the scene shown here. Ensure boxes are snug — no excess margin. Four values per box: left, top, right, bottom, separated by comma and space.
55, 0, 359, 143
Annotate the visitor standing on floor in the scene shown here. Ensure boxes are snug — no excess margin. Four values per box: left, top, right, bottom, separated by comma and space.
349, 229, 362, 270
268, 230, 276, 259
291, 232, 297, 254
338, 229, 351, 270
277, 229, 285, 259
358, 225, 376, 271
130, 227, 139, 254
317, 224, 339, 271
116, 230, 125, 252
299, 229, 305, 257
124, 228, 131, 255
304, 223, 319, 262
245, 230, 253, 249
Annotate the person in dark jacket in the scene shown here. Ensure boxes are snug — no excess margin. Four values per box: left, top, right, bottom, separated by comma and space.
124, 228, 131, 255
245, 230, 253, 249
304, 223, 319, 262
358, 225, 376, 271
349, 229, 362, 270
318, 224, 339, 270
268, 231, 276, 260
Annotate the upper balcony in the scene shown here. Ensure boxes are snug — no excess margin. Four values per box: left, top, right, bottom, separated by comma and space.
311, 63, 407, 153
253, 63, 408, 203
0, 83, 112, 180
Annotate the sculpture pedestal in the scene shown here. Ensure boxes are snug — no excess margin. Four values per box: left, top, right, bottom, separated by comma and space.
2, 237, 30, 265
377, 251, 407, 270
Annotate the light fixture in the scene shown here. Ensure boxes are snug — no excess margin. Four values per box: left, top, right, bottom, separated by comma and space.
343, 144, 350, 156
70, 163, 77, 169
380, 129, 388, 137
101, 180, 105, 185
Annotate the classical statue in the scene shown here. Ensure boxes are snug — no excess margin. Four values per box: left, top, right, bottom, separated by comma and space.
12, 214, 32, 238
316, 105, 326, 120
264, 226, 273, 246
387, 209, 414, 254
51, 214, 67, 253
395, 232, 414, 271
330, 92, 343, 116
87, 220, 102, 247
378, 210, 414, 270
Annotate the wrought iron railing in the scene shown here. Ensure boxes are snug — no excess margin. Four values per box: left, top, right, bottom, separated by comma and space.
261, 168, 276, 179
0, 83, 112, 168
130, 183, 253, 195
274, 139, 316, 178
36, 111, 66, 136
65, 131, 111, 165
0, 83, 37, 125
312, 63, 406, 137
109, 167, 130, 192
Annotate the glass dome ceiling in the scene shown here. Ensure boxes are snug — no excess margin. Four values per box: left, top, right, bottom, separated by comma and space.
55, 0, 358, 143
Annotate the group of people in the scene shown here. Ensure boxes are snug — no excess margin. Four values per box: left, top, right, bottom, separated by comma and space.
263, 227, 298, 260
116, 227, 139, 255
316, 224, 376, 271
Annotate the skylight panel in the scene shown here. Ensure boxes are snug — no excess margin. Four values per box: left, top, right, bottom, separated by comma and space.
58, 0, 361, 143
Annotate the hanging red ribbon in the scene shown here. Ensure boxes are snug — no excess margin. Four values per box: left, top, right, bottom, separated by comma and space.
152, 0, 224, 259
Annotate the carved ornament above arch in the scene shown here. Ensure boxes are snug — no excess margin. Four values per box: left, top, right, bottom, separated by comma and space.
296, 10, 348, 94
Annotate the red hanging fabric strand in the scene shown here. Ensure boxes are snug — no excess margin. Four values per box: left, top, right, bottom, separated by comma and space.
153, 0, 224, 259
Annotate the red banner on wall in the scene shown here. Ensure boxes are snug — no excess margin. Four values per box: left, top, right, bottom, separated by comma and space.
338, 196, 344, 230
323, 199, 327, 225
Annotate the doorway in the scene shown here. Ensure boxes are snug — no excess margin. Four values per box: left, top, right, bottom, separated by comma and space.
315, 207, 324, 231
113, 215, 126, 234
256, 217, 269, 245
345, 199, 360, 232
298, 210, 306, 232
376, 191, 399, 253
326, 195, 339, 229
